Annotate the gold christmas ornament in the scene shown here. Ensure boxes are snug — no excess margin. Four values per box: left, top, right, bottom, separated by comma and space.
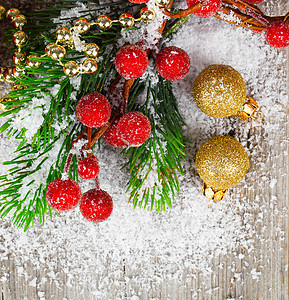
119, 13, 135, 28
0, 6, 6, 20
82, 58, 98, 74
56, 26, 71, 43
45, 43, 55, 55
96, 15, 112, 30
26, 56, 41, 68
155, 0, 171, 8
6, 8, 20, 21
50, 45, 66, 60
75, 17, 90, 34
140, 7, 156, 23
13, 52, 25, 65
84, 43, 99, 58
3, 68, 15, 83
196, 136, 249, 201
63, 61, 79, 77
192, 64, 258, 120
12, 14, 26, 28
13, 31, 28, 47
12, 66, 24, 78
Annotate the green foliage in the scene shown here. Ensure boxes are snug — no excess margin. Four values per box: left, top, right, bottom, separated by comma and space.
0, 0, 188, 229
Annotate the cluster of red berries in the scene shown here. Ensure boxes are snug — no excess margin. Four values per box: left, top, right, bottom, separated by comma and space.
114, 44, 191, 82
46, 160, 113, 223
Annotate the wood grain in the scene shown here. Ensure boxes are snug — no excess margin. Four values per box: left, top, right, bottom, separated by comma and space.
0, 1, 289, 299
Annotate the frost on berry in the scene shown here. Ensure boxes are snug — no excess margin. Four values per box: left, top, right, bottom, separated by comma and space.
187, 0, 222, 18
128, 0, 149, 3
79, 189, 113, 223
265, 21, 289, 49
77, 157, 100, 180
114, 44, 149, 80
76, 92, 111, 128
156, 46, 191, 81
102, 118, 129, 148
117, 111, 151, 147
46, 178, 81, 212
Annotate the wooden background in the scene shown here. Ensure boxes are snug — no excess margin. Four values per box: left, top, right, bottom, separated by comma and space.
0, 1, 288, 299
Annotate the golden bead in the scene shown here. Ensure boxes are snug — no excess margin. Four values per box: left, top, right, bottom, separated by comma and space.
75, 17, 90, 34
13, 52, 26, 65
3, 68, 15, 83
13, 31, 28, 47
140, 7, 156, 23
155, 0, 171, 8
192, 65, 247, 118
0, 6, 6, 20
82, 58, 98, 74
56, 26, 71, 43
196, 136, 249, 192
84, 43, 99, 58
26, 56, 41, 68
45, 43, 55, 55
96, 15, 112, 30
6, 8, 20, 21
63, 61, 79, 77
119, 13, 135, 28
12, 14, 26, 28
50, 45, 66, 60
11, 83, 24, 91
12, 66, 25, 78
0, 67, 5, 82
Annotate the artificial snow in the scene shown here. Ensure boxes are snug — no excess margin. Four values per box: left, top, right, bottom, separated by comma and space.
0, 0, 288, 297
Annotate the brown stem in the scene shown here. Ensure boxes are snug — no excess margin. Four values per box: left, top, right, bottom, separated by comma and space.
86, 127, 92, 150
162, 2, 203, 19
223, 0, 263, 14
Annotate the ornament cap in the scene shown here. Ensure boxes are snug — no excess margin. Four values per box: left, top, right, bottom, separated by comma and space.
202, 183, 227, 201
235, 97, 259, 120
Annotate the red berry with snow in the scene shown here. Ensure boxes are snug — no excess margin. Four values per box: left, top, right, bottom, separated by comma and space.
155, 46, 191, 81
115, 44, 149, 80
46, 178, 81, 212
128, 0, 149, 3
265, 21, 289, 49
102, 118, 129, 148
77, 157, 100, 180
79, 189, 113, 223
243, 0, 264, 4
76, 92, 111, 128
117, 111, 151, 147
187, 0, 222, 18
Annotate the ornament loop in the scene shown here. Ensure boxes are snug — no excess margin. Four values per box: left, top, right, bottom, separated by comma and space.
202, 183, 228, 201
235, 96, 259, 120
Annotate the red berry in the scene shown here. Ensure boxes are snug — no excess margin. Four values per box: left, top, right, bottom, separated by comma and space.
79, 189, 113, 223
155, 46, 191, 81
76, 92, 111, 128
187, 0, 222, 18
265, 21, 289, 49
117, 111, 151, 147
128, 0, 149, 3
102, 118, 129, 148
243, 0, 264, 3
115, 44, 149, 79
46, 178, 81, 212
250, 28, 264, 34
77, 157, 100, 180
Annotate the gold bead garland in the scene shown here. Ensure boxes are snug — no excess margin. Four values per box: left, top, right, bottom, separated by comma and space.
0, 6, 28, 83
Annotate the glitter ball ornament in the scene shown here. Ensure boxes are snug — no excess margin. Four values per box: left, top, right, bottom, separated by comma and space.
115, 44, 149, 79
63, 61, 79, 77
196, 136, 250, 201
265, 21, 289, 49
192, 64, 258, 120
46, 178, 81, 212
79, 189, 113, 223
117, 111, 151, 146
187, 0, 222, 18
102, 118, 129, 148
128, 0, 149, 3
155, 46, 191, 81
77, 157, 100, 180
76, 92, 111, 128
